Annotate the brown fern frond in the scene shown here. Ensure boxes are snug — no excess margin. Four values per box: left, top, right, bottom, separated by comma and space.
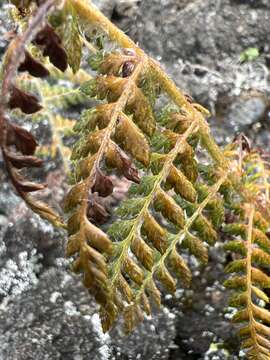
0, 114, 64, 227
0, 0, 66, 227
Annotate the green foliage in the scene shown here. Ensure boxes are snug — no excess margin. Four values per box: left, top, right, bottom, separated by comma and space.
56, 0, 83, 73
116, 198, 146, 218
240, 47, 260, 63
129, 175, 159, 196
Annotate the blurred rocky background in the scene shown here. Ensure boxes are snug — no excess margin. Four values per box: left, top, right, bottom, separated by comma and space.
1, 0, 270, 359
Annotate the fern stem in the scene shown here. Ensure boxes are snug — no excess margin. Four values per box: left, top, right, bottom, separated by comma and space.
70, 0, 144, 55
1, 0, 56, 106
0, 0, 56, 148
0, 0, 66, 229
43, 88, 83, 105
110, 120, 199, 286
80, 59, 144, 216
134, 172, 228, 303
80, 35, 98, 54
47, 65, 92, 84
245, 204, 260, 352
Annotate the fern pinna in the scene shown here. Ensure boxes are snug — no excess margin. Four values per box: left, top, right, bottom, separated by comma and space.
223, 142, 270, 359
1, 0, 270, 357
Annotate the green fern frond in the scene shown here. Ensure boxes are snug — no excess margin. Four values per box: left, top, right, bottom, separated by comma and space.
64, 42, 231, 332
223, 142, 270, 359
59, 1, 83, 74
41, 83, 87, 108
224, 204, 270, 359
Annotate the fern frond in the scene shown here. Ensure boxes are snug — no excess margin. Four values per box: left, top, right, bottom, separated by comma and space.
63, 41, 232, 332
59, 0, 83, 74
222, 138, 270, 359
48, 65, 92, 84
56, 0, 238, 332
41, 82, 87, 109
65, 54, 148, 330
0, 0, 66, 228
224, 204, 270, 359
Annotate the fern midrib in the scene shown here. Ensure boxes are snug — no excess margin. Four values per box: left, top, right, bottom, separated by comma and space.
110, 120, 198, 286
79, 59, 144, 215
46, 63, 92, 84
246, 204, 261, 352
43, 88, 82, 104
81, 35, 98, 54
133, 171, 228, 303
19, 76, 84, 107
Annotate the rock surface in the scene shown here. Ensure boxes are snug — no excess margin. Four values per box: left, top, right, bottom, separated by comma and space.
0, 268, 176, 360
135, 0, 270, 143
135, 0, 270, 67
